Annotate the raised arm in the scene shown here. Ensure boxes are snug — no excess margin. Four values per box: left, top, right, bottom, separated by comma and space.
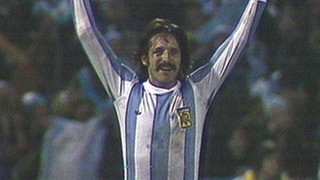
189, 0, 267, 104
71, 0, 136, 100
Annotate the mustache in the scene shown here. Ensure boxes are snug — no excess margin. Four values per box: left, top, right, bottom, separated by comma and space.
156, 62, 177, 71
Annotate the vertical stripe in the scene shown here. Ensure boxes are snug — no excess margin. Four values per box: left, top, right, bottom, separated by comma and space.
168, 92, 185, 180
182, 81, 196, 180
125, 84, 144, 180
151, 93, 174, 179
168, 118, 186, 180
134, 92, 155, 179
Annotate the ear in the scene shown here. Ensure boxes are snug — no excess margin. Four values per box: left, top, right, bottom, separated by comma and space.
141, 55, 148, 66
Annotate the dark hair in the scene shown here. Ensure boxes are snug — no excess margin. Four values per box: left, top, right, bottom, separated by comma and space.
133, 18, 191, 82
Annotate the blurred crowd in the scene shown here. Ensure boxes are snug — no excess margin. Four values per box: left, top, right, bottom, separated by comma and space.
1, 0, 320, 179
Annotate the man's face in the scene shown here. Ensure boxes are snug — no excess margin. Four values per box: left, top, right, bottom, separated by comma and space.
142, 33, 181, 89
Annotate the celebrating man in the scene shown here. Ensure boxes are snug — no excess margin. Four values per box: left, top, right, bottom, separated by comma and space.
71, 0, 267, 179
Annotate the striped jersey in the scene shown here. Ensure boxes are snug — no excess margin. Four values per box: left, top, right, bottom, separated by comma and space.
71, 0, 267, 179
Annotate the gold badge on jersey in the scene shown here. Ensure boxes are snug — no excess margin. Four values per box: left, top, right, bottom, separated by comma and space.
177, 107, 192, 129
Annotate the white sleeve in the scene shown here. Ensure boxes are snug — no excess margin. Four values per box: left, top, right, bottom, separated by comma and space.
71, 0, 137, 100
189, 0, 267, 104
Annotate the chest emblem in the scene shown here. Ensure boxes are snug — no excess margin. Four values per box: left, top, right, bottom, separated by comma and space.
177, 107, 192, 128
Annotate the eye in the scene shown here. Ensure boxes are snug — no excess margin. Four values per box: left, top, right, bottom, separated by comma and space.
153, 47, 164, 56
170, 48, 179, 56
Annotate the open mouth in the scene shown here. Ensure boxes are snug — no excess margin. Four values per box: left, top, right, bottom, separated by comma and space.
157, 63, 176, 71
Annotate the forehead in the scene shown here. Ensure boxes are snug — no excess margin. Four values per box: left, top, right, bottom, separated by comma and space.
149, 33, 179, 48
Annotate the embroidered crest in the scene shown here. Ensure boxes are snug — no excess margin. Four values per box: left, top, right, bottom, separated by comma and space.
177, 107, 192, 128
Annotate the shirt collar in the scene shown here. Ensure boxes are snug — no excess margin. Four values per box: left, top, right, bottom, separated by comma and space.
143, 80, 181, 95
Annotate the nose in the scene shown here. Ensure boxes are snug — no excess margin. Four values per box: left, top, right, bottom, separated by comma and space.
162, 50, 169, 62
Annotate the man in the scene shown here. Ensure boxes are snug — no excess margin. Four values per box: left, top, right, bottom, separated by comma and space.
71, 0, 267, 179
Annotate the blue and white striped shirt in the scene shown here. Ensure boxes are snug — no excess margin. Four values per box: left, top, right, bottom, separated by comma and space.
71, 0, 267, 179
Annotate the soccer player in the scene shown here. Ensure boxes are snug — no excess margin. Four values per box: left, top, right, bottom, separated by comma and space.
71, 0, 267, 179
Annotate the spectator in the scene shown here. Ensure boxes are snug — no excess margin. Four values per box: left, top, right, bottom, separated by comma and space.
38, 68, 121, 179
12, 91, 52, 179
0, 81, 26, 179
